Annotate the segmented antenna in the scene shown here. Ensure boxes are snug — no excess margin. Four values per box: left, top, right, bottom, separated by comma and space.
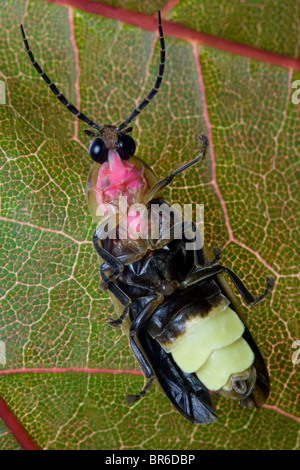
20, 11, 165, 134
116, 11, 166, 132
20, 24, 101, 131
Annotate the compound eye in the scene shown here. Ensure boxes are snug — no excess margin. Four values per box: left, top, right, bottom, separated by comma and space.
117, 134, 136, 160
89, 138, 108, 164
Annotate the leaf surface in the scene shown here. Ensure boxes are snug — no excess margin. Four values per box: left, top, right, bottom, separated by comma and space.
0, 0, 299, 450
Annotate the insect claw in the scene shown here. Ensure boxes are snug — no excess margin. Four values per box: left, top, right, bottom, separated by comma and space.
250, 275, 275, 307
198, 133, 209, 145
266, 275, 275, 289
212, 246, 222, 262
106, 317, 122, 328
125, 377, 154, 405
203, 246, 222, 267
212, 245, 222, 256
125, 394, 140, 405
99, 281, 109, 292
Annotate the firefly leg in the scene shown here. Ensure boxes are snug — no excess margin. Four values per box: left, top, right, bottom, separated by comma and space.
93, 229, 148, 278
221, 268, 275, 306
93, 231, 153, 327
126, 294, 164, 404
180, 264, 274, 306
143, 134, 208, 205
93, 231, 124, 280
93, 231, 132, 326
125, 376, 155, 405
106, 282, 132, 328
203, 246, 222, 267
182, 220, 222, 268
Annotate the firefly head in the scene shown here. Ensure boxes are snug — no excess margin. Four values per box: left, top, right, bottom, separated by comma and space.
85, 125, 136, 164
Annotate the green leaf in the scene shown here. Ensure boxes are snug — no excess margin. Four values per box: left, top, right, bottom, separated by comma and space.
171, 0, 300, 59
0, 0, 299, 450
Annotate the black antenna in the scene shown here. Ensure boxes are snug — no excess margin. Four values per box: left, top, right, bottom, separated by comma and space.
20, 24, 101, 132
116, 11, 166, 132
